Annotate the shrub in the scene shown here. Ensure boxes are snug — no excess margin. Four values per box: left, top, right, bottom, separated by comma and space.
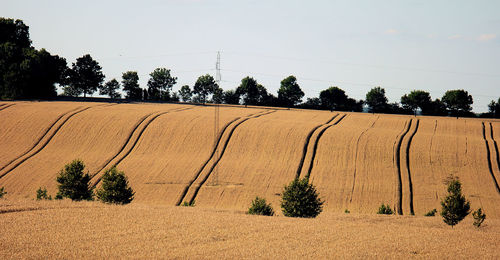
424, 209, 437, 216
181, 200, 195, 207
96, 167, 134, 204
36, 187, 51, 200
281, 177, 324, 218
56, 159, 94, 201
441, 175, 470, 227
472, 208, 486, 228
0, 187, 6, 198
248, 197, 274, 216
377, 203, 393, 215
344, 209, 350, 214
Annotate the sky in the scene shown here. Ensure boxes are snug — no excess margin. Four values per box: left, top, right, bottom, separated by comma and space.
3, 0, 500, 112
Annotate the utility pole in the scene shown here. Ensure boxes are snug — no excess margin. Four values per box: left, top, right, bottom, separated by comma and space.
213, 51, 221, 185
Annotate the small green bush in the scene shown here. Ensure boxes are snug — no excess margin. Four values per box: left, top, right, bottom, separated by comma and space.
56, 159, 94, 201
0, 187, 6, 198
248, 197, 274, 216
181, 200, 195, 207
344, 209, 350, 214
281, 177, 324, 218
36, 187, 51, 200
472, 208, 486, 228
441, 175, 470, 227
377, 203, 393, 215
424, 209, 437, 216
96, 167, 134, 204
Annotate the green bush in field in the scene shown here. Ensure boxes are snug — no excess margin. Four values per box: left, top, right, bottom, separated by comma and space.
36, 187, 51, 200
281, 177, 323, 218
472, 208, 486, 228
56, 159, 94, 201
248, 197, 274, 216
424, 209, 437, 216
377, 203, 393, 215
441, 175, 470, 227
0, 187, 6, 198
96, 167, 134, 204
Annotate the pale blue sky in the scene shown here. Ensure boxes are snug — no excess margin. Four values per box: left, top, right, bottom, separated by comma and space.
4, 0, 500, 112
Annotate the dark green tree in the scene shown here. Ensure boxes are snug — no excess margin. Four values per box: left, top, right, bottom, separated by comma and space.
67, 54, 104, 97
236, 76, 269, 106
99, 78, 121, 99
212, 86, 223, 104
96, 167, 134, 204
193, 74, 217, 104
56, 159, 93, 201
319, 86, 348, 111
222, 89, 240, 104
401, 90, 432, 115
441, 175, 470, 227
365, 86, 389, 113
147, 68, 177, 100
0, 18, 67, 99
178, 85, 192, 102
301, 97, 321, 110
122, 71, 142, 100
281, 177, 324, 218
441, 89, 473, 116
487, 98, 500, 118
278, 75, 304, 107
248, 197, 274, 216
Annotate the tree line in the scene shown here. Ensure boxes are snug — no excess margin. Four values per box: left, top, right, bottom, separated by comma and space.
1, 18, 498, 118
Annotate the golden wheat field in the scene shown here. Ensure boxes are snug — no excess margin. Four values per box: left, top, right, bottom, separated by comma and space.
1, 100, 500, 258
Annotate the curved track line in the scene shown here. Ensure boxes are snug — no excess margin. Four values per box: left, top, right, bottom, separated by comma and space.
92, 107, 193, 187
0, 105, 100, 179
429, 120, 437, 165
394, 119, 412, 215
482, 122, 500, 194
489, 123, 500, 174
404, 119, 419, 215
305, 114, 347, 179
295, 114, 338, 179
176, 110, 276, 205
349, 116, 379, 203
0, 104, 15, 112
0, 106, 84, 172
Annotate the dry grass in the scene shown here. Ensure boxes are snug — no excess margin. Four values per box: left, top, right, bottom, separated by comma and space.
0, 198, 499, 259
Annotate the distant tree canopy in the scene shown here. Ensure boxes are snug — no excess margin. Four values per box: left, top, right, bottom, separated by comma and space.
147, 67, 177, 101
365, 86, 388, 113
122, 71, 142, 100
99, 78, 121, 99
278, 75, 304, 107
401, 90, 432, 115
0, 18, 67, 99
442, 89, 473, 116
178, 85, 192, 102
64, 54, 104, 97
193, 74, 217, 104
223, 89, 240, 105
488, 97, 500, 118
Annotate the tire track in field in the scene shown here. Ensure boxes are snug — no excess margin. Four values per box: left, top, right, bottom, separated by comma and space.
176, 110, 276, 206
429, 120, 437, 165
0, 103, 15, 112
0, 105, 105, 179
482, 122, 500, 194
295, 114, 339, 180
0, 106, 84, 172
349, 116, 379, 203
305, 114, 347, 179
489, 123, 500, 175
393, 119, 412, 215
402, 119, 419, 215
91, 107, 193, 188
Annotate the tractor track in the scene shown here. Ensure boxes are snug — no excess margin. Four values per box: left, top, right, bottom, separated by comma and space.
176, 110, 276, 206
403, 119, 419, 215
489, 123, 500, 174
482, 122, 500, 194
0, 106, 84, 172
393, 119, 412, 215
91, 107, 193, 187
295, 114, 339, 179
349, 116, 379, 203
0, 103, 15, 112
0, 105, 104, 179
305, 114, 347, 179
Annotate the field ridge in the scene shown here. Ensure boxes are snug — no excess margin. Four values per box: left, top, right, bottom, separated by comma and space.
0, 103, 15, 112
402, 118, 419, 215
482, 122, 500, 194
393, 119, 412, 215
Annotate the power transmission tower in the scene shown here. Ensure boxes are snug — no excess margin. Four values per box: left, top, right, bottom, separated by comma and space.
213, 51, 221, 186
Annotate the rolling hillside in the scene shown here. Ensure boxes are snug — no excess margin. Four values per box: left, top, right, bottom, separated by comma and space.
1, 101, 499, 217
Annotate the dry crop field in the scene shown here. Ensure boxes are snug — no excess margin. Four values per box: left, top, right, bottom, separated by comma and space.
0, 100, 499, 258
